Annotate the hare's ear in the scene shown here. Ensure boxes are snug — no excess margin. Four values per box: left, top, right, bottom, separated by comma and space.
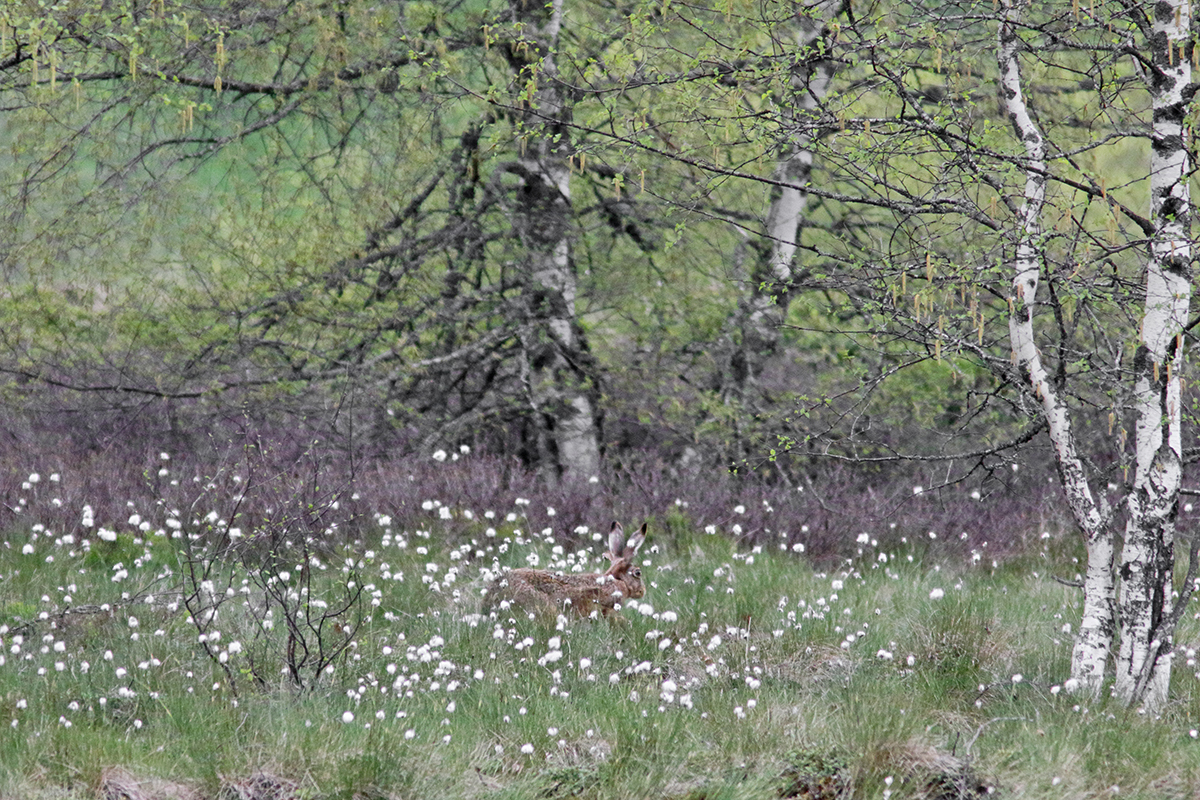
623, 523, 647, 559
606, 521, 625, 561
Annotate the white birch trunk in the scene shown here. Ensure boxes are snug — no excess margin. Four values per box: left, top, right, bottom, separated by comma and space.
1113, 0, 1192, 710
732, 2, 837, 394
997, 0, 1114, 694
508, 0, 601, 484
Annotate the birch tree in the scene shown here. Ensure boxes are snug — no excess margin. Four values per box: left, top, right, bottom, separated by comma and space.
502, 0, 602, 484
1111, 0, 1194, 708
0, 0, 607, 479
728, 0, 840, 406
996, 0, 1115, 699
592, 0, 1200, 709
997, 0, 1194, 709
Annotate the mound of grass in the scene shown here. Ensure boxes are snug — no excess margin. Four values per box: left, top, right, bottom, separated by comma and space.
778, 748, 848, 799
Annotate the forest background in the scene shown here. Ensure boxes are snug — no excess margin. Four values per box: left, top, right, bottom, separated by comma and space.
3, 0, 1200, 754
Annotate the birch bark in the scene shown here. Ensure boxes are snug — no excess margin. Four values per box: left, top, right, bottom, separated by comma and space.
997, 0, 1113, 696
506, 0, 602, 484
1113, 0, 1193, 710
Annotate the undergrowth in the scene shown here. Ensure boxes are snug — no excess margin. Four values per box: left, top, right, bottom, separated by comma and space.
0, 443, 1199, 799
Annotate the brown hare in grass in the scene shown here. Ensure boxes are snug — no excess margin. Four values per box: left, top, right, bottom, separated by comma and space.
484, 522, 647, 619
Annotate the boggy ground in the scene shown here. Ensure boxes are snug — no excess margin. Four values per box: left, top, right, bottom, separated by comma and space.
2, 439, 1200, 798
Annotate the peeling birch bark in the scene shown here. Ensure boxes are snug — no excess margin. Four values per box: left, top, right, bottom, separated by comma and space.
506, 0, 601, 484
1113, 0, 1192, 710
997, 0, 1113, 695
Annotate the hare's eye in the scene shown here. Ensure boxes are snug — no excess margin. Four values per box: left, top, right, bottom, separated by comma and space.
632, 569, 641, 578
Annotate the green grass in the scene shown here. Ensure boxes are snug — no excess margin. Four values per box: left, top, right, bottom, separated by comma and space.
3, 513, 1200, 800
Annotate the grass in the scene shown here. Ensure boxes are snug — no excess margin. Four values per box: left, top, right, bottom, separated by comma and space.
3, 467, 1200, 799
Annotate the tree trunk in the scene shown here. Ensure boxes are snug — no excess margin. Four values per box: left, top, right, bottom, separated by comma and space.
728, 2, 837, 401
506, 0, 601, 484
1113, 0, 1193, 709
997, 0, 1115, 696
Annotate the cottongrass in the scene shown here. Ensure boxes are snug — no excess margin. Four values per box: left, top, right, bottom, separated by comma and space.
1, 466, 1200, 799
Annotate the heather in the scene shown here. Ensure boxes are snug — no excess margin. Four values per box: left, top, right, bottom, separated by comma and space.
4, 417, 1200, 800
0, 401, 1064, 567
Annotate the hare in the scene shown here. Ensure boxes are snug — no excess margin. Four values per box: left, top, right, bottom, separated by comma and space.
483, 522, 647, 619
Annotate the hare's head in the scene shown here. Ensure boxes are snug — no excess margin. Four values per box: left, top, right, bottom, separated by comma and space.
602, 521, 647, 600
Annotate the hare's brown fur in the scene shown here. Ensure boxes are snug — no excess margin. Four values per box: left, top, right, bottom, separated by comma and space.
483, 522, 647, 619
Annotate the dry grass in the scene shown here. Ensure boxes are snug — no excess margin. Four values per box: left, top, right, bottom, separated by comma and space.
98, 768, 202, 800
